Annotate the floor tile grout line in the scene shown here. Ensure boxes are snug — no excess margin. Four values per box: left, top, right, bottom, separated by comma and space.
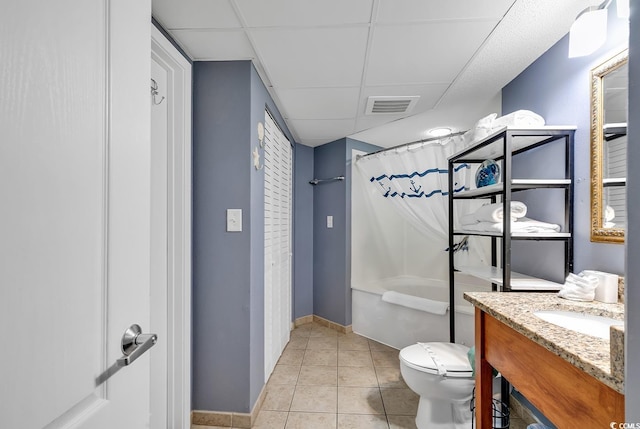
372, 343, 393, 429
271, 325, 412, 429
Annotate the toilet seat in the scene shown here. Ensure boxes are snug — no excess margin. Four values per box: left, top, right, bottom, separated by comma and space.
400, 342, 473, 378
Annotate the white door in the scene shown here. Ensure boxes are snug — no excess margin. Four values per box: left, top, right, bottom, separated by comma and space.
0, 1, 152, 428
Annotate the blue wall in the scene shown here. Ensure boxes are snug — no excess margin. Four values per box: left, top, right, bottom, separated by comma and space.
502, 4, 628, 277
193, 61, 297, 413
193, 61, 252, 413
313, 139, 348, 324
293, 144, 314, 319
312, 138, 380, 326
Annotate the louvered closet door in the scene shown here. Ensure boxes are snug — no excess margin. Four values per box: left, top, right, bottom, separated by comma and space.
264, 110, 292, 381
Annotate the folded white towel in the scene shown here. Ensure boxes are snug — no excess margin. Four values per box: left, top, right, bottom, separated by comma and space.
461, 201, 527, 225
461, 113, 498, 148
565, 272, 599, 288
492, 110, 546, 128
558, 285, 593, 301
511, 217, 561, 233
558, 272, 599, 302
381, 291, 449, 316
461, 217, 560, 233
460, 111, 546, 150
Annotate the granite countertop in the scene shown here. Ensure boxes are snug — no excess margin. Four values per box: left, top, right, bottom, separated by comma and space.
464, 292, 624, 394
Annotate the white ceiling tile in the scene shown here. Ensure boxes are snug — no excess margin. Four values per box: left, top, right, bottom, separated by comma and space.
234, 0, 373, 27
152, 0, 241, 29
350, 93, 502, 148
249, 27, 369, 88
438, 0, 602, 109
151, 0, 587, 147
366, 21, 498, 85
297, 139, 333, 148
359, 83, 451, 116
276, 87, 360, 120
169, 30, 256, 60
376, 0, 516, 23
289, 119, 356, 141
354, 115, 406, 134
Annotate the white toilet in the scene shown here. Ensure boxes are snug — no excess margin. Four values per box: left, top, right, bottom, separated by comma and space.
399, 342, 475, 429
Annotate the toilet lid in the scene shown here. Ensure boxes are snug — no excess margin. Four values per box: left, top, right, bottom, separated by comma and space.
400, 342, 473, 377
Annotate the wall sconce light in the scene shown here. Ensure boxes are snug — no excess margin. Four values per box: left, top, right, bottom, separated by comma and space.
569, 0, 629, 58
569, 6, 608, 58
617, 0, 630, 19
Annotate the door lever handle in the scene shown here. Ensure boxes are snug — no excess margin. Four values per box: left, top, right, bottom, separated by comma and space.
117, 324, 157, 367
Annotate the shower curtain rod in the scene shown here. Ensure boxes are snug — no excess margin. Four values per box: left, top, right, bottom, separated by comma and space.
309, 176, 345, 185
357, 130, 467, 160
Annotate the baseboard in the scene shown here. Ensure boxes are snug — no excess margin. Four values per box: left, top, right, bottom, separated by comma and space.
293, 314, 313, 327
191, 385, 266, 428
312, 315, 353, 334
293, 314, 352, 334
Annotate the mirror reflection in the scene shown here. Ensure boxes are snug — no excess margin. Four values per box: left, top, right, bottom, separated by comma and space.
591, 49, 628, 243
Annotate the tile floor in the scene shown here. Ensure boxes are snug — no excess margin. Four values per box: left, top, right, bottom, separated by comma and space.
193, 322, 530, 429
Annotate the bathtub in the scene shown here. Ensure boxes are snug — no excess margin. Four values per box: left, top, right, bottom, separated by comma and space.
351, 275, 489, 349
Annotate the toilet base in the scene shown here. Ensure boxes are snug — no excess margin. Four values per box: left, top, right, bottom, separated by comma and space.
415, 397, 473, 429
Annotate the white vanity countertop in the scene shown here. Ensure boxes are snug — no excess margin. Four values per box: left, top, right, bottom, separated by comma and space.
464, 292, 624, 394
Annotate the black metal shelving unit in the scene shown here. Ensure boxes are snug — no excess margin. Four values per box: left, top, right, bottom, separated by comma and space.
447, 126, 576, 407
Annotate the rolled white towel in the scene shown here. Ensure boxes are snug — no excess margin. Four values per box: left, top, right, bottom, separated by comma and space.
460, 201, 528, 225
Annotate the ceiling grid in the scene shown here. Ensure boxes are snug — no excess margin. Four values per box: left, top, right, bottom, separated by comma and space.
152, 0, 601, 147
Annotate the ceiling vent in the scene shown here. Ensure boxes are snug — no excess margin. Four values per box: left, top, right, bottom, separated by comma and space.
365, 95, 420, 115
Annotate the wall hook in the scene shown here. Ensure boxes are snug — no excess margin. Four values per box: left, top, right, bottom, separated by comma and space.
150, 78, 165, 105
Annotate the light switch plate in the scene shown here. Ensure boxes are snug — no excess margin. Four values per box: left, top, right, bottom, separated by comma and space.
327, 215, 333, 228
227, 209, 242, 232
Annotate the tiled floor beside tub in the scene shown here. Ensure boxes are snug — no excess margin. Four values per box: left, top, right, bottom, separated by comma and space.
193, 322, 529, 429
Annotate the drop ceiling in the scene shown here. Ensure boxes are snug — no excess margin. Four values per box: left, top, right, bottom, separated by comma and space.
153, 0, 600, 147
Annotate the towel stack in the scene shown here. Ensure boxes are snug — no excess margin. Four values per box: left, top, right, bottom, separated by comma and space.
558, 272, 599, 302
461, 110, 546, 147
460, 202, 562, 234
461, 201, 527, 225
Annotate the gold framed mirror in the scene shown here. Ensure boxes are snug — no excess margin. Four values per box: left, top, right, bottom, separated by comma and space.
591, 49, 628, 244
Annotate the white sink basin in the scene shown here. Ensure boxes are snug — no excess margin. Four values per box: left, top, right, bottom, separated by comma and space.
534, 310, 623, 339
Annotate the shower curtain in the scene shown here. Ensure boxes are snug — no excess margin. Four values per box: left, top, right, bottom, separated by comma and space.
352, 137, 488, 289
